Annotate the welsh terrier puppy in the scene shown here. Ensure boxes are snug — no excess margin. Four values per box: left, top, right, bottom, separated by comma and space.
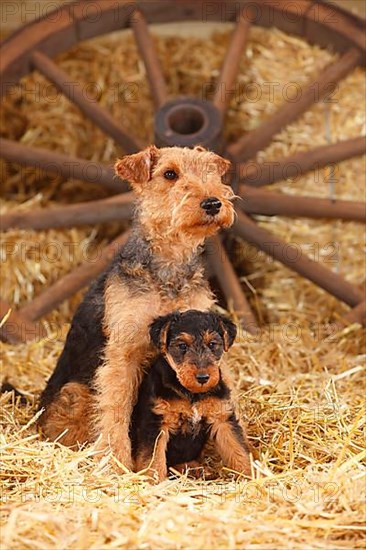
132, 310, 251, 482
38, 145, 235, 469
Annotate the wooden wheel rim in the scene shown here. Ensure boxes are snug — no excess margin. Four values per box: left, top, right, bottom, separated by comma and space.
1, 1, 365, 92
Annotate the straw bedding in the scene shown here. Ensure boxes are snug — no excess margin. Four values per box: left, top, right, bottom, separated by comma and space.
1, 23, 365, 550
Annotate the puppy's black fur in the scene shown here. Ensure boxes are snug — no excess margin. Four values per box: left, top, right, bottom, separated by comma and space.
130, 310, 247, 471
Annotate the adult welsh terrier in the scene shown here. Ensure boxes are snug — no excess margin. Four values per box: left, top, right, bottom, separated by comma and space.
38, 145, 235, 470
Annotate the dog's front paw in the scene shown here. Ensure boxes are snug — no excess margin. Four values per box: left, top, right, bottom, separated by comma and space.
170, 461, 216, 480
142, 465, 167, 484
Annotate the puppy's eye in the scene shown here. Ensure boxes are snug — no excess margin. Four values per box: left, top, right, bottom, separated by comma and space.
178, 342, 188, 352
164, 170, 178, 181
208, 341, 218, 351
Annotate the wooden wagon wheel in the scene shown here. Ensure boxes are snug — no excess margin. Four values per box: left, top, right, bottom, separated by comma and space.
1, 0, 365, 343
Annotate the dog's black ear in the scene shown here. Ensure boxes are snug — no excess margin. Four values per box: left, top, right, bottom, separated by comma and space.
217, 314, 237, 351
149, 312, 180, 352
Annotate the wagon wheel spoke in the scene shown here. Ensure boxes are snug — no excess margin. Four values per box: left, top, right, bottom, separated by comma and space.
1, 231, 130, 342
0, 138, 127, 193
331, 298, 366, 331
31, 50, 143, 153
212, 10, 252, 115
237, 136, 366, 187
0, 300, 46, 344
233, 210, 363, 308
130, 10, 168, 108
18, 231, 131, 324
1, 193, 134, 232
344, 300, 366, 326
227, 48, 362, 162
207, 234, 258, 333
238, 185, 366, 221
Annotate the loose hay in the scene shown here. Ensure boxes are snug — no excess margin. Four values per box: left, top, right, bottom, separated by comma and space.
1, 22, 365, 550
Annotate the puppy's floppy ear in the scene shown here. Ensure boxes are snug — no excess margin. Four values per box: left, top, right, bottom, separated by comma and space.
149, 312, 180, 353
114, 145, 160, 191
217, 314, 237, 352
210, 153, 231, 177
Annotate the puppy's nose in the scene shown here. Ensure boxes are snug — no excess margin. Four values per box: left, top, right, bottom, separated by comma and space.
196, 373, 210, 385
200, 197, 222, 216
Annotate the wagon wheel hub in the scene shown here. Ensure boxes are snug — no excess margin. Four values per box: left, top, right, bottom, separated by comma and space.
154, 97, 223, 151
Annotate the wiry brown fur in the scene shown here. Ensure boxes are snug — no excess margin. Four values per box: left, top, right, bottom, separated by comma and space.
39, 382, 94, 448
115, 145, 234, 263
39, 145, 235, 469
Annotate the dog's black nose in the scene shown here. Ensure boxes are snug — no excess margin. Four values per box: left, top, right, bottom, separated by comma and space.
196, 373, 210, 385
200, 197, 222, 216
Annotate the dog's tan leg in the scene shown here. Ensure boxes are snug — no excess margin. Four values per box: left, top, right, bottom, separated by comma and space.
135, 429, 169, 483
94, 279, 160, 469
39, 382, 93, 448
209, 416, 252, 477
202, 397, 251, 476
94, 342, 146, 469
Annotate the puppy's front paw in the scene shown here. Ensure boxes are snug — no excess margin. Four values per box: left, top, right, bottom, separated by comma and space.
171, 461, 216, 480
145, 465, 167, 484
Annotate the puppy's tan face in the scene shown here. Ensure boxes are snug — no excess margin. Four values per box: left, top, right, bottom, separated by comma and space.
115, 145, 235, 241
165, 330, 223, 394
150, 310, 237, 394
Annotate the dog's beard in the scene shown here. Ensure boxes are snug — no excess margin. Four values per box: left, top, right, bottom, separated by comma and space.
165, 354, 221, 394
167, 193, 235, 236
137, 193, 235, 257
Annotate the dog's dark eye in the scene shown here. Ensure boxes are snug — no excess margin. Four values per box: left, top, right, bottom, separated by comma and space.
164, 170, 178, 181
178, 342, 188, 352
208, 341, 218, 351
